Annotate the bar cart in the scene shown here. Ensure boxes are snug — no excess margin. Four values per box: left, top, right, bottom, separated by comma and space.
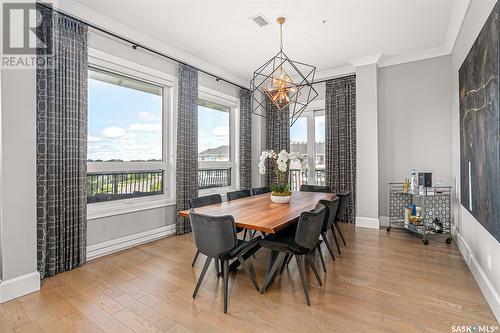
387, 183, 453, 245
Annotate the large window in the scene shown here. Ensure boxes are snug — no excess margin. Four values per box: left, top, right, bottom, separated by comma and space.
87, 65, 169, 205
197, 90, 237, 192
290, 110, 326, 190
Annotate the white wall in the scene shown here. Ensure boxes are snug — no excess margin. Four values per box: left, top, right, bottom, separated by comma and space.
377, 55, 453, 218
450, 0, 500, 321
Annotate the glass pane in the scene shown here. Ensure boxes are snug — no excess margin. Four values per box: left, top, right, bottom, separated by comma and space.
315, 115, 326, 186
315, 115, 325, 169
88, 68, 163, 162
198, 100, 230, 161
290, 116, 307, 190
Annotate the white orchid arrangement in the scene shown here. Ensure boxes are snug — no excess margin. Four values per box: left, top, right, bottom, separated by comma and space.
258, 149, 305, 195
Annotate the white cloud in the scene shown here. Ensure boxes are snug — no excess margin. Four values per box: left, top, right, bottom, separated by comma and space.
138, 111, 156, 120
129, 123, 162, 132
88, 135, 102, 142
212, 126, 229, 137
102, 126, 126, 138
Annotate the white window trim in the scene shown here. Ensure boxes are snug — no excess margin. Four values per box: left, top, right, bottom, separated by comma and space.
198, 86, 240, 196
292, 100, 325, 184
87, 49, 177, 220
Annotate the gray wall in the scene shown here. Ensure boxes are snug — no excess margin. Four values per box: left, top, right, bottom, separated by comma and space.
377, 56, 452, 218
450, 0, 500, 319
0, 68, 38, 280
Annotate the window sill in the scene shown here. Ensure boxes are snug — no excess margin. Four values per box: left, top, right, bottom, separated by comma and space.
87, 197, 176, 220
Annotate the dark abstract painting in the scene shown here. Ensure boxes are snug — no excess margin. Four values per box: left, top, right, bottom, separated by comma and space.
459, 1, 499, 242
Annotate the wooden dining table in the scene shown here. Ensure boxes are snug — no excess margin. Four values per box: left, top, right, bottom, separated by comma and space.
178, 191, 334, 234
179, 191, 334, 273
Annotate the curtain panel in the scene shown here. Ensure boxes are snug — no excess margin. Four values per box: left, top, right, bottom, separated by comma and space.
239, 89, 252, 189
325, 75, 357, 223
265, 97, 290, 186
36, 5, 88, 279
176, 64, 199, 235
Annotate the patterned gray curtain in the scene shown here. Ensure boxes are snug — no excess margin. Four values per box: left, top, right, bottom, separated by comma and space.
325, 75, 356, 223
265, 97, 290, 186
36, 5, 88, 279
176, 64, 199, 235
239, 89, 252, 189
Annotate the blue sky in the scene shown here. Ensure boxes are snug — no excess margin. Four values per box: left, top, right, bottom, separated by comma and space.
290, 115, 325, 143
88, 78, 230, 161
198, 106, 229, 156
88, 78, 163, 161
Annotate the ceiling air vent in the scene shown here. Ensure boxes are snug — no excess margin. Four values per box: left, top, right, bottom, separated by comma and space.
250, 14, 270, 27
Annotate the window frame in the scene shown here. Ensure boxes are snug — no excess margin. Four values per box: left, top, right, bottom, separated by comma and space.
86, 49, 176, 220
198, 86, 240, 196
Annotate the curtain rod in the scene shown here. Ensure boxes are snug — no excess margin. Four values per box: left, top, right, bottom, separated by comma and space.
37, 2, 249, 91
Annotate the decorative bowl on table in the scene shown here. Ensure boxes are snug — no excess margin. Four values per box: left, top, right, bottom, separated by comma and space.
270, 192, 292, 204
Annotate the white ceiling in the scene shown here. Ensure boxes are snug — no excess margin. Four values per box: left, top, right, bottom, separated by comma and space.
71, 0, 466, 81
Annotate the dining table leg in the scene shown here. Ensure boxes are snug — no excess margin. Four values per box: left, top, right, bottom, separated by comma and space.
227, 243, 261, 273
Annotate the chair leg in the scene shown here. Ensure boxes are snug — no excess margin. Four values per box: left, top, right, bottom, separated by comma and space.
214, 259, 220, 278
334, 222, 347, 246
191, 250, 200, 267
280, 254, 290, 274
243, 229, 248, 240
238, 254, 259, 291
316, 243, 326, 273
330, 225, 341, 255
305, 254, 322, 286
321, 232, 336, 261
295, 255, 311, 306
223, 260, 229, 313
260, 252, 286, 294
285, 252, 294, 267
193, 256, 212, 299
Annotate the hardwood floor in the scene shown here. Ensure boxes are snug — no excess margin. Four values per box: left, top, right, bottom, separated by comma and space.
0, 224, 497, 332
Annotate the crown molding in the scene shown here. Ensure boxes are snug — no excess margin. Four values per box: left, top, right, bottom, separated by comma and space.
314, 65, 355, 81
444, 0, 471, 53
58, 0, 249, 88
378, 45, 450, 67
349, 53, 383, 67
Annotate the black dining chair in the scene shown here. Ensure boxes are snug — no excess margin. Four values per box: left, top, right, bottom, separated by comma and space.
251, 187, 271, 196
300, 184, 331, 193
316, 197, 340, 272
333, 191, 350, 248
189, 194, 222, 268
227, 189, 252, 201
190, 211, 261, 313
259, 203, 326, 306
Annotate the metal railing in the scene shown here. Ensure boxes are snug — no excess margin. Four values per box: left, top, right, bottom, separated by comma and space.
87, 170, 164, 203
198, 167, 231, 190
290, 169, 326, 191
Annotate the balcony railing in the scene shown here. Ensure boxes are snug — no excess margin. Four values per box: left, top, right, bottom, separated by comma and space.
198, 167, 231, 190
87, 170, 163, 203
290, 168, 326, 191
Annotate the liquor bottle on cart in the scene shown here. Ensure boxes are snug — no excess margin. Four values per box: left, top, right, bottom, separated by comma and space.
410, 169, 417, 193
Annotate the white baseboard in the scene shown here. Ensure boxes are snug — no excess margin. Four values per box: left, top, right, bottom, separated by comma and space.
0, 271, 40, 303
87, 224, 176, 260
456, 233, 500, 322
355, 216, 380, 229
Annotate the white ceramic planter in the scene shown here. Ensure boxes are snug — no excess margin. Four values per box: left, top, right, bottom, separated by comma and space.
271, 195, 291, 204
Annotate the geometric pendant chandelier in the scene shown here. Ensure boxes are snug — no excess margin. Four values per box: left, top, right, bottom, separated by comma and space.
250, 17, 318, 127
